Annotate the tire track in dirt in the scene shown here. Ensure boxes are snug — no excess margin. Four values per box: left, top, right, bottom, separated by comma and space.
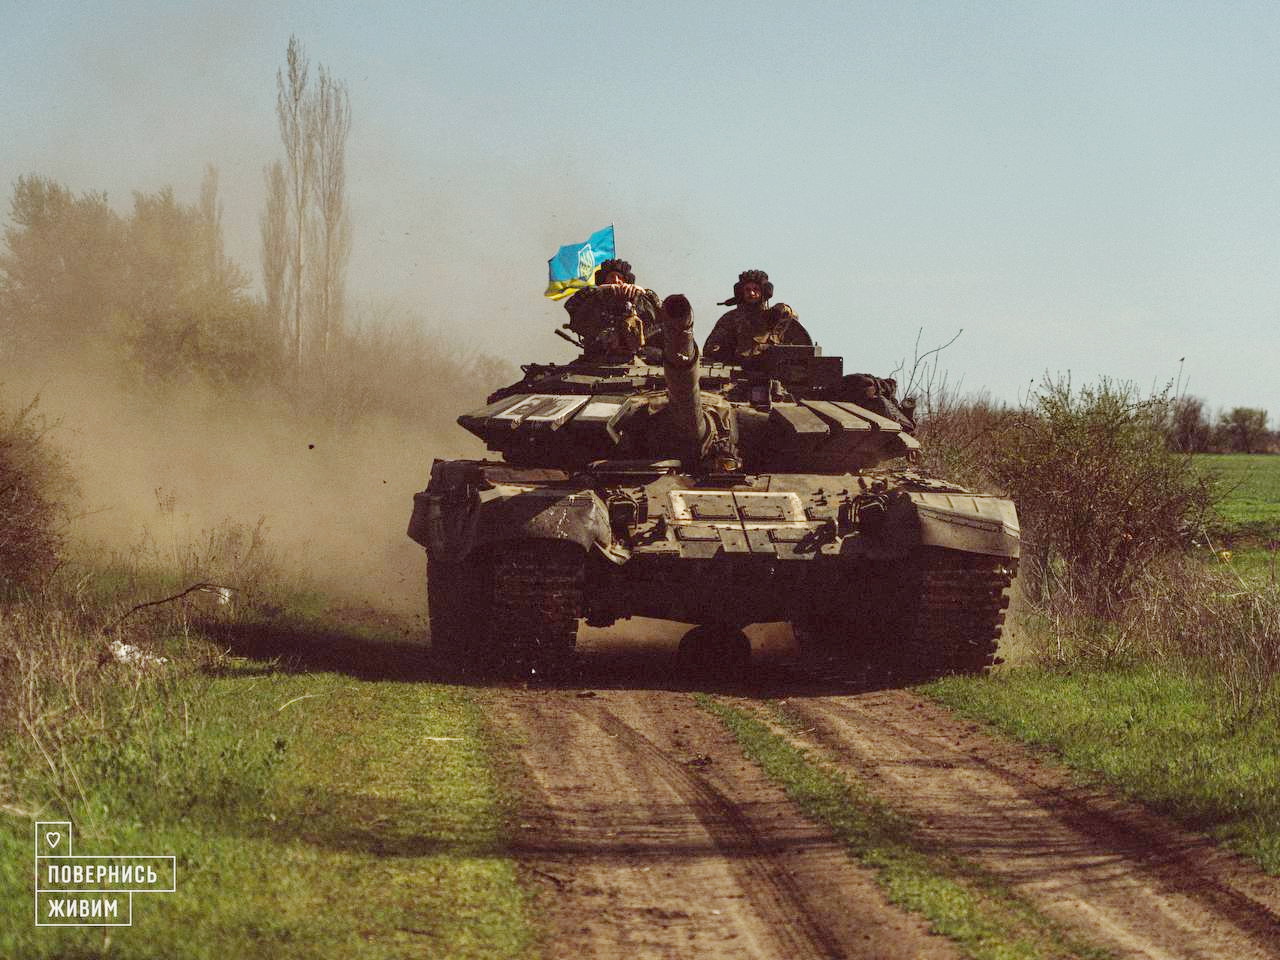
497, 686, 960, 960
782, 688, 1280, 960
581, 702, 848, 960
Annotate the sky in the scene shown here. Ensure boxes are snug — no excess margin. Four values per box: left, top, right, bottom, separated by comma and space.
4, 0, 1280, 417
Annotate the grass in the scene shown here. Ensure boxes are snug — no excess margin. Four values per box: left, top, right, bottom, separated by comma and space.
699, 695, 1113, 960
1212, 545, 1280, 586
1199, 453, 1280, 537
924, 663, 1280, 875
1190, 455, 1280, 584
0, 590, 533, 958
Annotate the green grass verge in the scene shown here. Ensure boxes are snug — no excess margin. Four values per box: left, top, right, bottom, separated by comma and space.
698, 695, 1112, 960
1199, 453, 1280, 536
1, 635, 533, 958
1199, 544, 1280, 587
925, 665, 1280, 875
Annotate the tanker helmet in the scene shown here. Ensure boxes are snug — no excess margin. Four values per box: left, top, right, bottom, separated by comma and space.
733, 268, 774, 303
596, 258, 635, 284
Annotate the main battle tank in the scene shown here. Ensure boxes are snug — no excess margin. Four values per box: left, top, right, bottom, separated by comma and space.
408, 288, 1019, 679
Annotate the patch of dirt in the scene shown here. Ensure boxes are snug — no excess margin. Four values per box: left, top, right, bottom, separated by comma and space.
496, 686, 960, 960
475, 626, 1280, 959
778, 688, 1280, 960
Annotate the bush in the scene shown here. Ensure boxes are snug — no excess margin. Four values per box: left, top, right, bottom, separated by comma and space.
0, 395, 74, 587
990, 377, 1215, 614
914, 390, 1010, 490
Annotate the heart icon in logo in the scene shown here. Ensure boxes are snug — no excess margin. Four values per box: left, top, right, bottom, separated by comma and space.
45, 832, 60, 849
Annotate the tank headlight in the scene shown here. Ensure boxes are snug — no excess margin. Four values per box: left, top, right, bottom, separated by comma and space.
608, 496, 640, 531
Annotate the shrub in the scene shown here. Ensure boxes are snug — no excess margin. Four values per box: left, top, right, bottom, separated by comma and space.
990, 376, 1215, 614
0, 395, 75, 588
914, 390, 1010, 490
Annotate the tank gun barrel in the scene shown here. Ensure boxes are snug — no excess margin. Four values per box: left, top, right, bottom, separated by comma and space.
660, 294, 708, 467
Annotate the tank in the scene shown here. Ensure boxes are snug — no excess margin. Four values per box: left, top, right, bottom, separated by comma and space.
408, 291, 1019, 679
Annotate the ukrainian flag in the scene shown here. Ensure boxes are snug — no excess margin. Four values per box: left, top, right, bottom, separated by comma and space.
545, 224, 616, 300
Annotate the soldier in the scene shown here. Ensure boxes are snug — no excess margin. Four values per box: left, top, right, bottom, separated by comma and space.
563, 258, 663, 357
840, 373, 917, 433
702, 269, 812, 364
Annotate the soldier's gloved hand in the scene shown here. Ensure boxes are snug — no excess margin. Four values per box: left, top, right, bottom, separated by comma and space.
660, 294, 694, 331
600, 282, 645, 301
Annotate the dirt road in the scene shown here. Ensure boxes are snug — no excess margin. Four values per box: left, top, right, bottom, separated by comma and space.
492, 629, 1280, 960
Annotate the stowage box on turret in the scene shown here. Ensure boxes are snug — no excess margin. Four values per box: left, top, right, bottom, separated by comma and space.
408, 289, 1019, 679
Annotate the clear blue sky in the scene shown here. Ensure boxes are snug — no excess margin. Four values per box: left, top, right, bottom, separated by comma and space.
4, 0, 1279, 417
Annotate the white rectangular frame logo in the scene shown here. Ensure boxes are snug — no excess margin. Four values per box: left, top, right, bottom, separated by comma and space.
33, 821, 177, 927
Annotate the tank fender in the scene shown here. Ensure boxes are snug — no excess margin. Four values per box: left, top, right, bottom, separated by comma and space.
907, 491, 1020, 559
411, 466, 610, 561
473, 485, 610, 556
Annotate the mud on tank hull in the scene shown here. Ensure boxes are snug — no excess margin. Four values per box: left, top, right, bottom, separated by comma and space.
409, 457, 1019, 679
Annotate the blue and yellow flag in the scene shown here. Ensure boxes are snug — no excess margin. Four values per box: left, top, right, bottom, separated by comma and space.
545, 224, 616, 300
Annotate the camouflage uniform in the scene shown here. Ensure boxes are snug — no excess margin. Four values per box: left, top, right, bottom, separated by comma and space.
702, 302, 812, 364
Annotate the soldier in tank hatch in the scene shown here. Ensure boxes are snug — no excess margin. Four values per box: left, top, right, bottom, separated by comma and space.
702, 269, 812, 364
839, 373, 917, 433
563, 258, 663, 358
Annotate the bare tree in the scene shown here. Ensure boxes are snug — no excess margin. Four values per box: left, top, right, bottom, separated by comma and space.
275, 36, 315, 375
260, 160, 289, 346
197, 165, 224, 283
197, 165, 247, 299
309, 65, 352, 364
267, 37, 353, 378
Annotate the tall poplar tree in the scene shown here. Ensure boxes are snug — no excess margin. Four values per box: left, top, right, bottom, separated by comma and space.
267, 36, 352, 377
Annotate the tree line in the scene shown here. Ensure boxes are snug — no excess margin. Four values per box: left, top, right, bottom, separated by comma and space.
1158, 397, 1273, 455
0, 167, 269, 389
0, 37, 506, 426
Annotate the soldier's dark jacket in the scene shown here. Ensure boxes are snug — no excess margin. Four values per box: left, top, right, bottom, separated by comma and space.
702, 303, 812, 364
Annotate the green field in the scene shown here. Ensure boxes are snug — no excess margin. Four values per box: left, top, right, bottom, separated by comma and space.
1199, 453, 1280, 533
1195, 454, 1280, 583
927, 664, 1280, 874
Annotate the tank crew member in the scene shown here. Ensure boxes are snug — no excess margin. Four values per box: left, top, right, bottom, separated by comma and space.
840, 373, 917, 433
702, 269, 812, 364
563, 258, 663, 357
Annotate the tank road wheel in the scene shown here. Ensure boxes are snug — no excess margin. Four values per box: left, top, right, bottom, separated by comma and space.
881, 548, 1016, 682
676, 625, 752, 682
487, 540, 584, 680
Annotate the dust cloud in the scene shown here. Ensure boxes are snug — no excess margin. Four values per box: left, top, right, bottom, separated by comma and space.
3, 346, 484, 617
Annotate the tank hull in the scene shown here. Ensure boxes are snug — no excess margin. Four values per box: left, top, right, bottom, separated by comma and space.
409, 458, 1018, 678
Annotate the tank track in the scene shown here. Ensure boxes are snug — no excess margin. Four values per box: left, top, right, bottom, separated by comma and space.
485, 541, 583, 677
893, 548, 1016, 679
427, 552, 488, 677
428, 541, 583, 678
